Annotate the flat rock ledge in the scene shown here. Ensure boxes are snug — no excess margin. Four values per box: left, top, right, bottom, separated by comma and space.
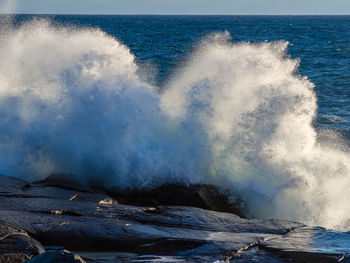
0, 175, 350, 262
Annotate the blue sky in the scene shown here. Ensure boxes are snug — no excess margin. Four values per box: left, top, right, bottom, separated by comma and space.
3, 0, 350, 15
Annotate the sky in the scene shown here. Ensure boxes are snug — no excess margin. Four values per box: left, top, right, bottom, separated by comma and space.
1, 0, 350, 15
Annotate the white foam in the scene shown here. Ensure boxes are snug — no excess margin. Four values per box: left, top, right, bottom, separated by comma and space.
162, 32, 350, 230
0, 19, 202, 188
0, 20, 349, 230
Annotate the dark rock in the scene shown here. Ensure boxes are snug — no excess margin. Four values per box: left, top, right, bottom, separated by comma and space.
107, 183, 246, 217
25, 250, 85, 263
0, 207, 301, 257
0, 175, 29, 195
33, 173, 89, 192
260, 226, 350, 262
0, 174, 109, 203
134, 238, 206, 255
0, 221, 44, 263
0, 175, 350, 262
36, 175, 244, 217
0, 253, 31, 263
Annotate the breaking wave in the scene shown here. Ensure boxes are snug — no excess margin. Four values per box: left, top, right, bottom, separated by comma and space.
0, 19, 350, 230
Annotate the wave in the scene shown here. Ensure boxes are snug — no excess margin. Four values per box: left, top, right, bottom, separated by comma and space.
0, 19, 350, 230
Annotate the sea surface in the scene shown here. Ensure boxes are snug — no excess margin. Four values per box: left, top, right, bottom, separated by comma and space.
1, 15, 350, 229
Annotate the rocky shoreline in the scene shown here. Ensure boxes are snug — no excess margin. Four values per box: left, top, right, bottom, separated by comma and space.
0, 175, 349, 262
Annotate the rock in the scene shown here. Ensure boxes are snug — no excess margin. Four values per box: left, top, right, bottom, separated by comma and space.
0, 174, 349, 262
37, 174, 243, 216
260, 226, 350, 262
107, 183, 246, 217
0, 175, 30, 196
32, 173, 89, 192
0, 221, 44, 263
25, 250, 85, 263
0, 174, 109, 202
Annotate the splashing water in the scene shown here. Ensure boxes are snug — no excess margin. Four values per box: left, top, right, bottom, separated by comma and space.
0, 19, 350, 230
0, 19, 204, 188
162, 32, 350, 229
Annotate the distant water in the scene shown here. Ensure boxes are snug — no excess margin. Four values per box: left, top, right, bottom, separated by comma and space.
1, 15, 350, 230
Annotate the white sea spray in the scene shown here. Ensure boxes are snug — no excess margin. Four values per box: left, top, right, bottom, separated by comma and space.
0, 20, 349, 230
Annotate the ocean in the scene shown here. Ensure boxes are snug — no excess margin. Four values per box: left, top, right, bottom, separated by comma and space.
1, 15, 350, 230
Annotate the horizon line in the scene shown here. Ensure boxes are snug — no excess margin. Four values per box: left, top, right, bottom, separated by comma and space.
1, 13, 350, 16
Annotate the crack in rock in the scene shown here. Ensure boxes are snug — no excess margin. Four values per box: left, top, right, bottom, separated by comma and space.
222, 237, 267, 262
40, 222, 70, 233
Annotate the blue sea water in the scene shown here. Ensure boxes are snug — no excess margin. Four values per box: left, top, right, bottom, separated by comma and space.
13, 15, 350, 142
2, 15, 350, 229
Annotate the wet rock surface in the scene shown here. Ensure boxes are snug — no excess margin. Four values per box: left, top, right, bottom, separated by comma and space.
26, 250, 85, 263
0, 220, 44, 262
0, 175, 349, 262
261, 226, 350, 262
